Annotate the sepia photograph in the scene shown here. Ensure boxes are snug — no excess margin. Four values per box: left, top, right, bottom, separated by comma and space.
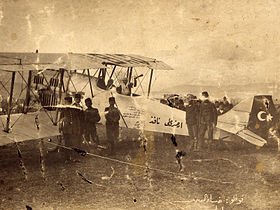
0, 0, 280, 209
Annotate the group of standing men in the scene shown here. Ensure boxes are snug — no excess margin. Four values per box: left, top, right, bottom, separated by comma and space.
59, 90, 219, 160
59, 93, 120, 161
185, 91, 218, 151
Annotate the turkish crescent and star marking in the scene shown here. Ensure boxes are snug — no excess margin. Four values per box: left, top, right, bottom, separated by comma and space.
257, 111, 273, 122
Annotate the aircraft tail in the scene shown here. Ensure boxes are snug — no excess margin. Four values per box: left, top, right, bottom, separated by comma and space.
247, 95, 278, 141
217, 95, 278, 146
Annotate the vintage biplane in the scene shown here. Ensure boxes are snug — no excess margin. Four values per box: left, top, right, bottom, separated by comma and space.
0, 52, 278, 149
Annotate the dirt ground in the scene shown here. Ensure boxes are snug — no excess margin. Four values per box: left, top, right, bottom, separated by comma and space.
0, 125, 280, 210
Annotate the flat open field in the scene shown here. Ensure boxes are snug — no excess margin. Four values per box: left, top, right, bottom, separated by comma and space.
0, 125, 280, 210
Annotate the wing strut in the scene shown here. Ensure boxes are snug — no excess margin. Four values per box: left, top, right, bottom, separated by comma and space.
4, 72, 16, 132
147, 69, 153, 98
87, 69, 94, 98
24, 70, 32, 113
109, 65, 116, 80
65, 70, 71, 93
54, 68, 65, 125
128, 67, 133, 83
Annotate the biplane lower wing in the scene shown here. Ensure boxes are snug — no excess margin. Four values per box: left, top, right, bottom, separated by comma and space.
0, 111, 60, 146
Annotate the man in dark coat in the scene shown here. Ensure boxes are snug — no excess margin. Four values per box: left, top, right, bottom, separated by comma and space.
185, 95, 199, 151
72, 93, 84, 147
59, 96, 82, 160
197, 91, 218, 151
105, 97, 120, 154
84, 98, 101, 145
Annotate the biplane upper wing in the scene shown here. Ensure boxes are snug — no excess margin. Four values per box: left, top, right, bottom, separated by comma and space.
0, 52, 175, 147
128, 54, 174, 70
0, 52, 106, 71
0, 111, 59, 146
216, 95, 278, 147
0, 52, 107, 146
87, 53, 174, 70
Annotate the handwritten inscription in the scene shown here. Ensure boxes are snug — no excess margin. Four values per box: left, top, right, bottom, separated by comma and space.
149, 116, 160, 124
149, 116, 183, 128
123, 106, 142, 119
123, 112, 141, 118
164, 118, 183, 128
185, 194, 244, 205
174, 194, 244, 210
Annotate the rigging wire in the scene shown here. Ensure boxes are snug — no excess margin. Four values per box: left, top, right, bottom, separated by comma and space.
80, 69, 98, 92
113, 67, 123, 86
0, 79, 12, 96
133, 69, 149, 94
133, 68, 145, 95
66, 70, 77, 92
10, 100, 40, 129
0, 78, 18, 105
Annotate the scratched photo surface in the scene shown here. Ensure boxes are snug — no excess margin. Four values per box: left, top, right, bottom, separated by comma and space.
0, 0, 280, 209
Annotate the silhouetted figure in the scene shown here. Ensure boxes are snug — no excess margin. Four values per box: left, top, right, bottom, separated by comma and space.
72, 93, 84, 148
197, 91, 218, 151
84, 98, 101, 145
105, 97, 120, 154
59, 97, 82, 161
185, 95, 199, 151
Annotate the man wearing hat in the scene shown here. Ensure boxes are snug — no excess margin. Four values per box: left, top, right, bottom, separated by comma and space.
71, 92, 85, 147
197, 91, 218, 151
59, 96, 81, 161
105, 97, 120, 154
72, 93, 83, 109
84, 97, 101, 146
185, 94, 199, 151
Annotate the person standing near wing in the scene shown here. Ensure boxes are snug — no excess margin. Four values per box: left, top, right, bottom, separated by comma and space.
72, 93, 84, 148
185, 94, 199, 151
59, 96, 80, 161
197, 91, 218, 151
84, 98, 101, 146
105, 97, 120, 155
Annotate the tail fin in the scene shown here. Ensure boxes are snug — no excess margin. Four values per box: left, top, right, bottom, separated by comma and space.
247, 95, 278, 140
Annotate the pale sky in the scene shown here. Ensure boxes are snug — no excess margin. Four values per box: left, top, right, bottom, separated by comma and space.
0, 0, 280, 89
